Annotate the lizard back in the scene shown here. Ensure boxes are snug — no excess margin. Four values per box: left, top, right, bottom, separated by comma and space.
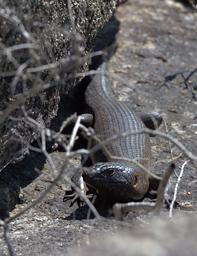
85, 62, 151, 169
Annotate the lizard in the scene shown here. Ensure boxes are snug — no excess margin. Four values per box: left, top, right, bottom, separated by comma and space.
81, 61, 162, 202
63, 61, 162, 204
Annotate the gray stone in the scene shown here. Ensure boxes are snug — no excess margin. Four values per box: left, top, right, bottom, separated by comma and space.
0, 0, 119, 171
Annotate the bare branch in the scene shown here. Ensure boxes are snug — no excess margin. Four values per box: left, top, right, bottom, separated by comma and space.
3, 222, 15, 256
88, 128, 197, 163
169, 160, 189, 218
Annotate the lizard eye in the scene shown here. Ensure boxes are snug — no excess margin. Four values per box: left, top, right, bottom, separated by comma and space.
106, 168, 115, 176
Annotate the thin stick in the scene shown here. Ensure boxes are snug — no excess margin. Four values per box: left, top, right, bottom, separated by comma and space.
169, 160, 189, 218
154, 162, 175, 212
2, 222, 15, 256
88, 128, 197, 163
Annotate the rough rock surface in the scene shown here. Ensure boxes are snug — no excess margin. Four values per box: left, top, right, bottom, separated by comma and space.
67, 214, 197, 256
0, 0, 118, 171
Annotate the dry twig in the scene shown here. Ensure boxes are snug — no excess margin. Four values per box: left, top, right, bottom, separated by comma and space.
169, 160, 189, 218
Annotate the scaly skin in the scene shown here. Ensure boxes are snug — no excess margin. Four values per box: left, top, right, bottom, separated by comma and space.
83, 62, 152, 202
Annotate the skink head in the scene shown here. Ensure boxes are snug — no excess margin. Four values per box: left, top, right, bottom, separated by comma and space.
83, 162, 149, 202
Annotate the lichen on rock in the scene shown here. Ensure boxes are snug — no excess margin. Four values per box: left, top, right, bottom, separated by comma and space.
0, 0, 118, 170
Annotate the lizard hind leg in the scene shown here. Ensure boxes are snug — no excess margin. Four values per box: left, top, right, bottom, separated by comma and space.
139, 112, 163, 130
123, 102, 162, 130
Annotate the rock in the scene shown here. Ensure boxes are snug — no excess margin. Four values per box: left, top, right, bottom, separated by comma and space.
0, 0, 119, 171
0, 176, 20, 220
67, 214, 197, 256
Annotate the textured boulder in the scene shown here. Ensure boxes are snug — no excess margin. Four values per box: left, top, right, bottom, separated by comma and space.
0, 0, 119, 171
67, 214, 197, 256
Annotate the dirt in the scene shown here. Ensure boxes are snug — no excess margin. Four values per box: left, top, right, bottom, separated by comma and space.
0, 0, 197, 255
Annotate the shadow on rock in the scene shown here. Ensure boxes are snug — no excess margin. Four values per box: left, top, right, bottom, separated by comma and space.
0, 149, 46, 219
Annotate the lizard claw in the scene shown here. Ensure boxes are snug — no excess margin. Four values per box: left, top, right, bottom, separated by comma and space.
63, 189, 85, 207
63, 188, 93, 207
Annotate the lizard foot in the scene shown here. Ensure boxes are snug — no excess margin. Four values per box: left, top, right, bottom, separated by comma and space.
63, 187, 93, 208
63, 189, 85, 207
